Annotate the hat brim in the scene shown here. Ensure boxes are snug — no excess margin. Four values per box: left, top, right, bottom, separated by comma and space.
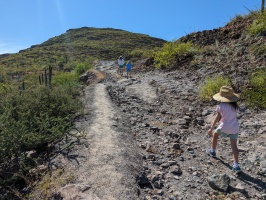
213, 93, 240, 102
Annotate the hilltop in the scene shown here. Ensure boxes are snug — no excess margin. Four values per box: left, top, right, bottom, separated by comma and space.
0, 27, 166, 71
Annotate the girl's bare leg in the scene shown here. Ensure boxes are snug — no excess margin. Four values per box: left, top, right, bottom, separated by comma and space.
212, 132, 219, 149
230, 138, 239, 163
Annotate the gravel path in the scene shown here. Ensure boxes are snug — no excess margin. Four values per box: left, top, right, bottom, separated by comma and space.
84, 83, 137, 199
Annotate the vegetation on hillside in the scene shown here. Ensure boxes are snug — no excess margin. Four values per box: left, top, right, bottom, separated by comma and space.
0, 65, 83, 198
242, 68, 266, 109
198, 75, 231, 101
143, 11, 265, 109
247, 11, 266, 35
0, 27, 166, 77
152, 41, 200, 68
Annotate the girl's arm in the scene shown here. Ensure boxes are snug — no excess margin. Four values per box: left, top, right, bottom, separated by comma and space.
208, 112, 221, 135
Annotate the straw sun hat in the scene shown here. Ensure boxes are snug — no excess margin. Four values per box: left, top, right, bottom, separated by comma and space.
213, 86, 240, 102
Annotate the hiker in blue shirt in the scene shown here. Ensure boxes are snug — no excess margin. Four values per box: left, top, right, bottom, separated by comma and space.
126, 60, 133, 79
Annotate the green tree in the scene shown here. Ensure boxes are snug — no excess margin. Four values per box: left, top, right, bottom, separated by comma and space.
262, 0, 265, 13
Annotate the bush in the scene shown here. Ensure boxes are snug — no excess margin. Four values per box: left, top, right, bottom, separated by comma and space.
250, 44, 266, 57
242, 69, 266, 109
0, 72, 11, 95
52, 71, 79, 86
74, 63, 93, 75
0, 85, 82, 162
247, 12, 266, 35
153, 41, 199, 68
129, 49, 145, 58
198, 74, 231, 101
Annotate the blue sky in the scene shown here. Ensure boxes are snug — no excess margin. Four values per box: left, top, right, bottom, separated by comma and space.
0, 0, 263, 54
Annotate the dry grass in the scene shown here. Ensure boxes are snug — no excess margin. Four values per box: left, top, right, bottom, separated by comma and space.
30, 168, 75, 199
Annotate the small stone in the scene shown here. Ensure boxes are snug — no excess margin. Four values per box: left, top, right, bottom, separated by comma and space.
172, 143, 181, 150
208, 173, 230, 192
235, 183, 245, 191
168, 161, 177, 166
169, 165, 182, 176
137, 172, 150, 185
160, 163, 170, 168
179, 156, 185, 161
178, 119, 187, 125
145, 195, 152, 200
154, 189, 164, 196
27, 150, 38, 158
155, 171, 163, 175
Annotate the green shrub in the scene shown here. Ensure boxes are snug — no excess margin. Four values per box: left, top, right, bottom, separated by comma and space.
153, 41, 199, 68
229, 14, 244, 23
0, 85, 82, 162
198, 74, 231, 101
52, 71, 79, 86
129, 49, 145, 58
74, 63, 93, 75
250, 44, 266, 56
247, 12, 266, 35
129, 48, 155, 61
0, 82, 11, 95
242, 69, 266, 109
0, 72, 11, 95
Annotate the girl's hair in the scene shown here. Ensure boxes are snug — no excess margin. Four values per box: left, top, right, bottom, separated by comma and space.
229, 102, 239, 111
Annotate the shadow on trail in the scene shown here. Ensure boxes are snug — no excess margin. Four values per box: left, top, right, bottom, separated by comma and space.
227, 185, 250, 199
215, 157, 266, 195
237, 172, 266, 193
48, 150, 86, 169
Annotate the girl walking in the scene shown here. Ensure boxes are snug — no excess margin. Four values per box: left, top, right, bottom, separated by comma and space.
206, 86, 241, 173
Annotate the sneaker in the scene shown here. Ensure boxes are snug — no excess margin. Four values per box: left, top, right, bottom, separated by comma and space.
206, 148, 216, 157
232, 165, 241, 174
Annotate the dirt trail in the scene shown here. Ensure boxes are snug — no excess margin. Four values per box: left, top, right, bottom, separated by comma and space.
83, 83, 133, 199
55, 63, 142, 199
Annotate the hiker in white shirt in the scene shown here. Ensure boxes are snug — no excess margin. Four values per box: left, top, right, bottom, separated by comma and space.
118, 56, 124, 76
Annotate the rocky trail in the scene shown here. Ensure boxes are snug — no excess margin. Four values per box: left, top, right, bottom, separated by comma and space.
51, 61, 266, 200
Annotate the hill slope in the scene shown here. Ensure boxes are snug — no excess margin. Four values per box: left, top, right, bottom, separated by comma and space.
171, 13, 265, 94
0, 27, 166, 71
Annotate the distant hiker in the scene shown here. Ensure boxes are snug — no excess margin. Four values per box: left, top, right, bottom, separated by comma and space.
126, 60, 133, 78
206, 86, 241, 173
118, 56, 125, 76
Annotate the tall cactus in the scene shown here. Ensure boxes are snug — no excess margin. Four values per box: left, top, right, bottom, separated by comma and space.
39, 66, 52, 86
48, 66, 52, 86
44, 69, 47, 86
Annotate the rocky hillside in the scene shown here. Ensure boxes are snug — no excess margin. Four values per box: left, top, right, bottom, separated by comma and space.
169, 13, 265, 95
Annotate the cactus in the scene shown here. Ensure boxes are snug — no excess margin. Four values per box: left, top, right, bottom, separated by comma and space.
44, 69, 47, 86
48, 66, 52, 86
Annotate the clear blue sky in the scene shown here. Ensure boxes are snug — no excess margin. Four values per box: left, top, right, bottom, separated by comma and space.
0, 0, 263, 54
